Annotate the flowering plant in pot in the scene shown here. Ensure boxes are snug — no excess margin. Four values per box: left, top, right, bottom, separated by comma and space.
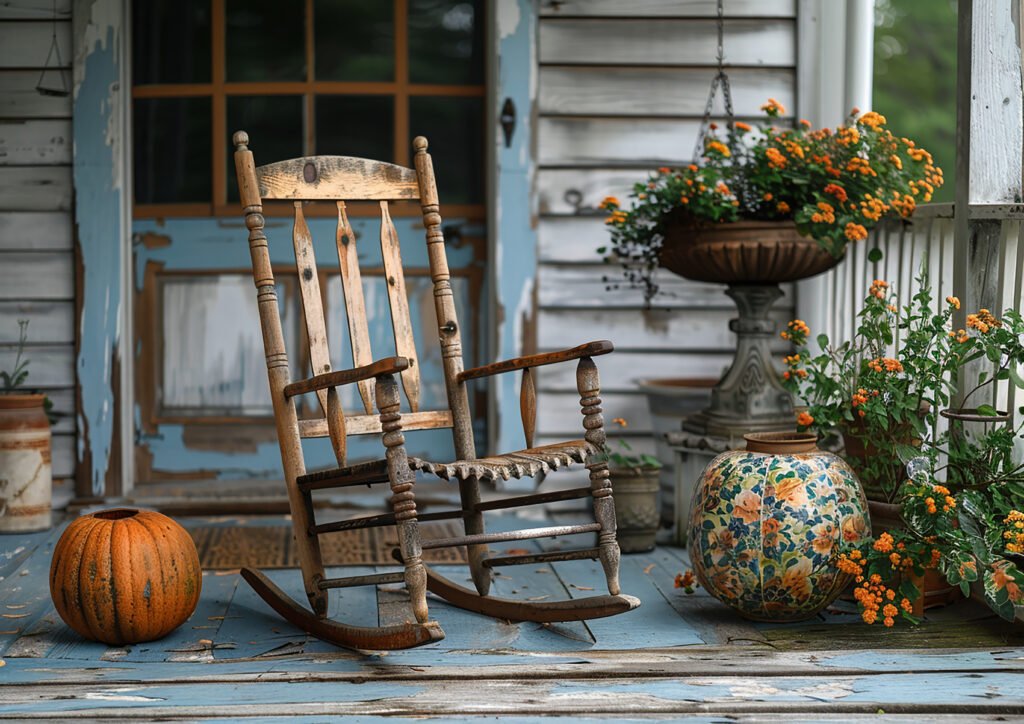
604, 418, 662, 553
599, 101, 943, 302
0, 320, 54, 533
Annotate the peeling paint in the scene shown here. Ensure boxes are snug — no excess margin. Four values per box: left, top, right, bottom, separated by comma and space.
492, 0, 538, 469
73, 0, 126, 495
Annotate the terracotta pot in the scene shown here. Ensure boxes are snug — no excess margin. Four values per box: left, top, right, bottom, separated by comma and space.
865, 498, 963, 611
840, 411, 925, 502
50, 508, 202, 645
688, 432, 870, 622
659, 214, 843, 284
610, 466, 661, 553
0, 394, 52, 533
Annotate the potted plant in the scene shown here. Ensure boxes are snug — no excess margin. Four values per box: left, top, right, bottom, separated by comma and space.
599, 102, 943, 437
607, 418, 662, 553
0, 320, 53, 533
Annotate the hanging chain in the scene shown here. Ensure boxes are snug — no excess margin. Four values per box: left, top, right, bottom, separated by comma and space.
692, 0, 735, 160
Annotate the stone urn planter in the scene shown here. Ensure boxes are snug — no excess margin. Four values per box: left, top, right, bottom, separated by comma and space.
659, 215, 844, 439
688, 432, 869, 622
0, 393, 52, 533
609, 466, 661, 553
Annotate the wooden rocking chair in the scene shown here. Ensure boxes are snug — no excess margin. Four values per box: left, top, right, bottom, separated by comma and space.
232, 131, 640, 651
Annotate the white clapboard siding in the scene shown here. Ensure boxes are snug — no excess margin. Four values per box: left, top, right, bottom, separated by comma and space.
0, 301, 73, 342
539, 263, 733, 309
0, 345, 74, 388
0, 21, 71, 69
538, 308, 793, 351
539, 0, 796, 18
539, 67, 795, 117
538, 170, 644, 215
535, 351, 733, 394
53, 433, 74, 478
0, 166, 72, 211
0, 0, 71, 20
539, 19, 795, 67
0, 119, 72, 165
0, 252, 74, 299
0, 211, 72, 250
0, 71, 72, 118
0, 9, 78, 486
537, 392, 651, 435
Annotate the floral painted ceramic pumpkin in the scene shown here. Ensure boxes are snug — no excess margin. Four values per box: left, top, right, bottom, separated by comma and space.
688, 432, 869, 622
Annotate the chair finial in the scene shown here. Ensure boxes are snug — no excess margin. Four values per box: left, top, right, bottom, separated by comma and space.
412, 136, 428, 154
233, 131, 249, 150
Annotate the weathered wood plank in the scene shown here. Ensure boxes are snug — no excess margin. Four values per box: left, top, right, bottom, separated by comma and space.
51, 431, 73, 477
538, 169, 651, 215
291, 203, 332, 415
539, 19, 795, 67
257, 156, 419, 201
0, 211, 71, 250
540, 0, 797, 17
538, 264, 734, 309
0, 344, 73, 388
534, 350, 731, 393
0, 20, 71, 69
538, 307, 794, 351
539, 67, 795, 116
0, 300, 72, 343
0, 119, 70, 165
334, 202, 375, 414
0, 252, 73, 299
0, 166, 71, 211
378, 201, 421, 412
0, 70, 72, 118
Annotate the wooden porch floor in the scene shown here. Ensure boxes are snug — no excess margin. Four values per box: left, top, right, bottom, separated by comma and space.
2, 513, 1024, 720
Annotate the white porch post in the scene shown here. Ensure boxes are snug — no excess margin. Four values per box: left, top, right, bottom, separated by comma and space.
952, 0, 1024, 404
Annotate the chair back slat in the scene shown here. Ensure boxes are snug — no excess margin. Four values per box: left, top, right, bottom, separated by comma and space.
257, 156, 420, 200
292, 201, 333, 416
335, 201, 375, 414
379, 201, 422, 412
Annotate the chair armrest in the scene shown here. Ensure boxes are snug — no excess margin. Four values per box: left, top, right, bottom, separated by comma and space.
457, 341, 613, 382
283, 356, 410, 398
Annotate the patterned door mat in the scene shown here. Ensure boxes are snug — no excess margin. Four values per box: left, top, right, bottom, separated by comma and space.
190, 521, 468, 569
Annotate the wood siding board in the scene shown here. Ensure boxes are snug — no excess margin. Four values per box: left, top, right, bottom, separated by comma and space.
537, 308, 794, 351
0, 300, 73, 342
0, 166, 72, 210
539, 0, 797, 18
0, 119, 71, 165
538, 19, 795, 67
538, 169, 661, 215
52, 431, 74, 477
0, 252, 73, 299
0, 70, 72, 118
0, 344, 73, 387
538, 67, 796, 117
0, 20, 71, 69
535, 351, 733, 393
0, 211, 72, 250
538, 264, 740, 310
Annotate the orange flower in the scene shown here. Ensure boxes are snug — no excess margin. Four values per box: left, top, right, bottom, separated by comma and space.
706, 140, 731, 157
796, 411, 814, 428
776, 201, 791, 214
765, 147, 787, 169
844, 222, 868, 241
761, 97, 786, 116
733, 490, 762, 526
734, 121, 752, 132
824, 183, 848, 202
858, 111, 887, 129
674, 570, 696, 590
599, 196, 620, 210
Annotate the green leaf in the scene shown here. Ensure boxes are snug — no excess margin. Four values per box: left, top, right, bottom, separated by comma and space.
1009, 365, 1024, 389
868, 247, 884, 263
977, 404, 999, 417
816, 334, 830, 349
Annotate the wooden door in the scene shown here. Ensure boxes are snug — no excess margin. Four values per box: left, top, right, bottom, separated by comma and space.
129, 0, 487, 485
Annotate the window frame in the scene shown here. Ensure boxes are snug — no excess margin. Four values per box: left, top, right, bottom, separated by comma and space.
131, 0, 487, 219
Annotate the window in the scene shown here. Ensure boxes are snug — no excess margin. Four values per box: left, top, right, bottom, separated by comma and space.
132, 0, 486, 217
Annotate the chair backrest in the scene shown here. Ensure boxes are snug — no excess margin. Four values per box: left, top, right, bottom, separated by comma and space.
232, 133, 476, 466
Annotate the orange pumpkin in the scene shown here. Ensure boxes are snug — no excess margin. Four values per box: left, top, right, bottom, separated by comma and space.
49, 508, 202, 644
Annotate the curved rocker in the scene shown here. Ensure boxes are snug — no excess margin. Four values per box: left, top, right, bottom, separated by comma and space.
240, 568, 445, 651
421, 564, 642, 623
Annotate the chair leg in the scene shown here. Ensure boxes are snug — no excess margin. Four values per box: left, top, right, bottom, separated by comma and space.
577, 357, 622, 596
296, 487, 330, 617
377, 373, 429, 623
458, 475, 491, 596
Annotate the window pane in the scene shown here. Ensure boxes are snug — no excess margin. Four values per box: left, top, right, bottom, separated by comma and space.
410, 96, 483, 204
227, 95, 305, 201
133, 0, 211, 85
315, 1, 394, 81
225, 0, 305, 82
315, 96, 394, 161
134, 97, 212, 204
408, 1, 484, 85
